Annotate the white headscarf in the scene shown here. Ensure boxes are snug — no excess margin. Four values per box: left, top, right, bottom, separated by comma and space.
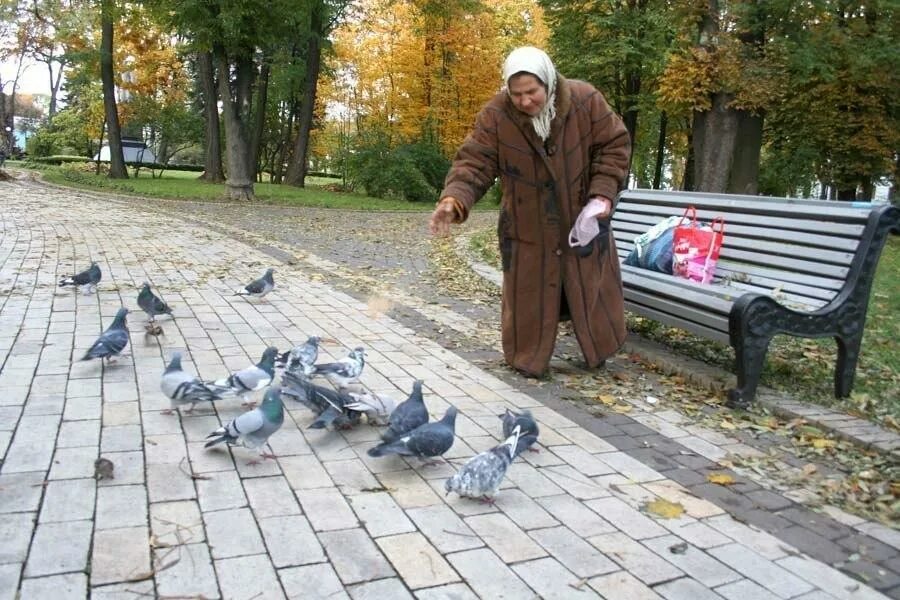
502, 46, 558, 141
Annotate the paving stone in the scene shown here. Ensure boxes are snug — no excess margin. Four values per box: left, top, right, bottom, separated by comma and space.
376, 532, 460, 590
659, 519, 732, 550
94, 484, 148, 530
280, 454, 335, 490
48, 445, 97, 480
588, 570, 663, 599
90, 526, 152, 585
244, 475, 301, 518
39, 478, 96, 523
777, 555, 895, 600
101, 402, 140, 426
642, 535, 740, 588
587, 532, 683, 586
492, 488, 559, 530
348, 491, 417, 538
535, 493, 617, 538
504, 461, 565, 497
349, 578, 415, 599
413, 583, 480, 600
280, 563, 350, 600
146, 462, 196, 502
0, 565, 21, 600
19, 572, 88, 600
24, 519, 92, 576
708, 543, 814, 598
150, 500, 206, 545
3, 415, 59, 473
444, 548, 534, 599
405, 505, 484, 554
204, 507, 266, 559
259, 515, 326, 568
704, 514, 790, 560
530, 525, 620, 578
540, 464, 611, 500
319, 528, 395, 585
0, 511, 35, 564
0, 471, 47, 514
215, 554, 284, 600
464, 512, 546, 563
63, 396, 102, 421
715, 578, 782, 600
654, 577, 722, 600
99, 450, 144, 486
376, 469, 443, 509
511, 557, 601, 599
100, 424, 143, 452
90, 580, 156, 599
296, 487, 359, 532
584, 496, 669, 539
154, 542, 219, 598
325, 458, 381, 494
197, 469, 248, 512
56, 419, 101, 448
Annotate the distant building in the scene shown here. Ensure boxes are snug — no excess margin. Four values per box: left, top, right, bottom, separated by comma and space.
94, 136, 156, 163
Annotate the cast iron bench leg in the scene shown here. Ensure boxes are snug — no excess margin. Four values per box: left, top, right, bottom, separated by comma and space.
835, 332, 863, 398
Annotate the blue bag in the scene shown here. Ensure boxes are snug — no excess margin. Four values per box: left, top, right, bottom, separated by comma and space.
624, 215, 682, 274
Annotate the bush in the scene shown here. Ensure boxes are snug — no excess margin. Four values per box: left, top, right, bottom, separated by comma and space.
347, 131, 450, 203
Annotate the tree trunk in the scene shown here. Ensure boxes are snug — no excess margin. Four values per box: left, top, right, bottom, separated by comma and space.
250, 62, 270, 181
692, 92, 740, 192
728, 111, 763, 195
215, 48, 255, 201
285, 8, 323, 187
274, 99, 296, 184
197, 51, 224, 182
682, 122, 695, 191
837, 187, 857, 201
652, 111, 667, 189
100, 0, 127, 179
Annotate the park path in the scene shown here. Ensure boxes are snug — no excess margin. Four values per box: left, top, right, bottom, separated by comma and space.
0, 177, 896, 599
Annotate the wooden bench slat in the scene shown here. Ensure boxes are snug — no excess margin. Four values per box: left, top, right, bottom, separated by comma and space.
709, 279, 828, 311
626, 288, 731, 331
621, 267, 736, 311
623, 301, 732, 345
618, 190, 877, 222
612, 217, 860, 253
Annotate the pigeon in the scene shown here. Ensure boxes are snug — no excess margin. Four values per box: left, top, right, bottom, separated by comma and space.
280, 370, 361, 430
276, 336, 322, 376
81, 307, 129, 362
205, 386, 285, 464
312, 346, 366, 389
377, 380, 427, 442
236, 268, 275, 299
343, 390, 398, 426
445, 425, 522, 503
499, 408, 540, 455
59, 261, 101, 294
137, 282, 173, 322
367, 405, 457, 465
160, 351, 228, 414
213, 346, 279, 406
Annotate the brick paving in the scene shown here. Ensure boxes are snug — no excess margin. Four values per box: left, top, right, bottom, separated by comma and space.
0, 177, 896, 599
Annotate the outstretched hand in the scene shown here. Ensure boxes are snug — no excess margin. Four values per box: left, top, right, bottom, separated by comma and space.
429, 197, 457, 236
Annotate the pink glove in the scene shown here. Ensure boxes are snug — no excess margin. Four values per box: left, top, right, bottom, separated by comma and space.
568, 197, 611, 247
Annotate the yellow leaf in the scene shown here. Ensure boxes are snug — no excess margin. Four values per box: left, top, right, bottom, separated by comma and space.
644, 498, 685, 519
707, 473, 736, 486
597, 394, 616, 406
812, 438, 837, 449
613, 403, 633, 413
720, 420, 737, 430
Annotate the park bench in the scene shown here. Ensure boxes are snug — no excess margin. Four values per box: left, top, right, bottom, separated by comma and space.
610, 189, 899, 408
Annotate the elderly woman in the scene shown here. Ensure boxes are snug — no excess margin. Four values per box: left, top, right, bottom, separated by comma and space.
429, 46, 631, 377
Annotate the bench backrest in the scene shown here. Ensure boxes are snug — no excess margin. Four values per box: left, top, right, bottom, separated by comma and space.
611, 189, 882, 311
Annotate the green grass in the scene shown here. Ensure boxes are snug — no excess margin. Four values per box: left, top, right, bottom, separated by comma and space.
31, 164, 437, 211
470, 226, 900, 426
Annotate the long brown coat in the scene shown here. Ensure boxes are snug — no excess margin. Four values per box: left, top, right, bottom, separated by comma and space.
441, 75, 631, 375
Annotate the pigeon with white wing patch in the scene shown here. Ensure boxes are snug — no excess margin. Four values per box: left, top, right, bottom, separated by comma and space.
236, 268, 275, 299
160, 352, 228, 414
312, 346, 365, 389
445, 425, 521, 503
59, 261, 102, 295
214, 346, 279, 406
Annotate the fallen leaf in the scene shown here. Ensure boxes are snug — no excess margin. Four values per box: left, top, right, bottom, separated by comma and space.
708, 472, 736, 486
643, 498, 685, 519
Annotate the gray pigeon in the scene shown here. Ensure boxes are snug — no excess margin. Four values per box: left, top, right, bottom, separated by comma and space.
280, 370, 361, 430
367, 405, 457, 465
445, 426, 522, 503
236, 268, 275, 299
344, 390, 398, 426
137, 283, 173, 322
499, 408, 540, 455
81, 307, 129, 362
277, 336, 321, 376
160, 352, 228, 414
205, 386, 285, 463
378, 380, 427, 442
59, 262, 101, 294
312, 346, 365, 389
213, 346, 279, 406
